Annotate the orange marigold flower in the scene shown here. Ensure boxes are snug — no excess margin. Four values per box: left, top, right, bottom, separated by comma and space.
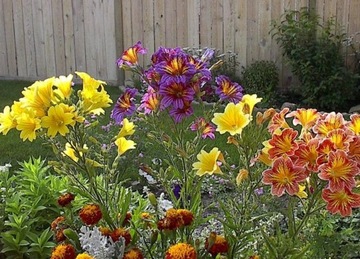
55, 228, 67, 243
50, 244, 76, 259
205, 232, 229, 257
58, 193, 75, 207
121, 211, 132, 226
262, 156, 307, 197
123, 247, 144, 259
322, 187, 360, 217
165, 243, 197, 259
76, 253, 94, 259
177, 209, 194, 226
110, 227, 131, 245
268, 128, 299, 159
79, 204, 102, 226
99, 226, 111, 236
51, 216, 66, 231
318, 150, 359, 192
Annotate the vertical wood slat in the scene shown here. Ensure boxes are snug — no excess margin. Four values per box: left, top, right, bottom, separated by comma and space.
187, 0, 200, 49
211, 0, 224, 52
258, 0, 272, 61
164, 1, 177, 47
22, 0, 36, 77
51, 0, 65, 76
199, 0, 212, 48
72, 0, 86, 73
94, 0, 106, 79
154, 0, 165, 48
42, 0, 56, 76
13, 0, 27, 77
104, 0, 117, 82
0, 0, 8, 76
83, 0, 96, 76
63, 0, 75, 75
234, 0, 247, 71
176, 0, 187, 47
3, 0, 17, 76
31, 0, 46, 77
223, 0, 235, 53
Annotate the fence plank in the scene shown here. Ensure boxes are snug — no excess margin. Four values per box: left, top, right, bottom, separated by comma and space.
94, 0, 106, 79
165, 0, 177, 47
247, 0, 259, 64
51, 0, 66, 76
223, 0, 235, 53
143, 0, 155, 60
154, 0, 165, 48
41, 0, 56, 76
31, 0, 46, 77
0, 1, 8, 76
72, 0, 86, 73
187, 0, 200, 48
211, 0, 224, 51
83, 0, 97, 76
176, 0, 187, 47
22, 0, 36, 77
63, 0, 75, 75
3, 0, 16, 76
199, 0, 212, 48
258, 0, 272, 60
13, 0, 27, 76
104, 0, 117, 81
234, 0, 247, 71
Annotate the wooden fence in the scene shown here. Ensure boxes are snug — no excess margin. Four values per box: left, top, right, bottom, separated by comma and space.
0, 0, 359, 87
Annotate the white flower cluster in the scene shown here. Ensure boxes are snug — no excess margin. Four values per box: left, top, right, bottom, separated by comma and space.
0, 163, 11, 173
79, 226, 125, 259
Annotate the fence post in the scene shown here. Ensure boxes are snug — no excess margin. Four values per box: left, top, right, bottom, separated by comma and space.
114, 0, 124, 86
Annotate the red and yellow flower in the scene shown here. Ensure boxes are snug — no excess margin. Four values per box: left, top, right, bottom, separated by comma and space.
262, 156, 307, 197
268, 128, 299, 159
322, 187, 360, 217
50, 244, 76, 259
205, 232, 229, 257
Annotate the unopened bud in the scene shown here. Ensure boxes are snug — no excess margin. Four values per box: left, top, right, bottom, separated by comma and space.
148, 192, 158, 207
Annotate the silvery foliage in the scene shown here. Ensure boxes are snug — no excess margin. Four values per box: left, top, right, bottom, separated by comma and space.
79, 226, 125, 259
0, 163, 11, 173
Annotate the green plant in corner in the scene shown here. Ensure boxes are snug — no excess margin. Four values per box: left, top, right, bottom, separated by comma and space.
271, 7, 359, 112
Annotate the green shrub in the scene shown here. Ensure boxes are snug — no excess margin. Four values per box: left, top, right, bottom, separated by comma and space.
271, 8, 359, 112
241, 60, 279, 107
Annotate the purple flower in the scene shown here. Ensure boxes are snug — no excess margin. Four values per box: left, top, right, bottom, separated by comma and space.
255, 187, 264, 195
110, 88, 138, 124
155, 52, 197, 85
169, 102, 194, 123
173, 184, 181, 199
138, 86, 160, 114
159, 80, 195, 109
215, 75, 243, 103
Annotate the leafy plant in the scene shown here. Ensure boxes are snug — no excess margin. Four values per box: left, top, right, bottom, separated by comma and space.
241, 60, 279, 108
0, 158, 67, 258
271, 8, 359, 112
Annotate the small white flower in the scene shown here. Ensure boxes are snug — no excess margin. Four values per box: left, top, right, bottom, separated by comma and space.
139, 169, 157, 184
158, 192, 173, 211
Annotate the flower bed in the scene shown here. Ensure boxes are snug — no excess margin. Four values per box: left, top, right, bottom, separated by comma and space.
1, 42, 360, 258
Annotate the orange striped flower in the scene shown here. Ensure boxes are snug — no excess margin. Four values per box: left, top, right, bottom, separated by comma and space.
262, 156, 307, 197
322, 187, 360, 217
318, 150, 359, 192
268, 128, 299, 159
267, 108, 290, 134
293, 138, 320, 172
313, 112, 345, 137
327, 129, 353, 151
286, 108, 319, 131
347, 114, 360, 135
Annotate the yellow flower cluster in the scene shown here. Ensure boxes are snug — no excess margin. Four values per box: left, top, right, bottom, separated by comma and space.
0, 72, 112, 141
